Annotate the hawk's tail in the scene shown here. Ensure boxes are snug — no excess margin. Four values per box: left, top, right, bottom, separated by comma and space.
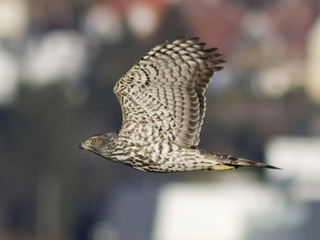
217, 157, 282, 170
202, 150, 282, 170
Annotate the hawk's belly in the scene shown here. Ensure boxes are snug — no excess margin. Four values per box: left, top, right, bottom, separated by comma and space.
112, 122, 219, 172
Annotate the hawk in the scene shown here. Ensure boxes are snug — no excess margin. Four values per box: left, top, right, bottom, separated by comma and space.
80, 36, 280, 172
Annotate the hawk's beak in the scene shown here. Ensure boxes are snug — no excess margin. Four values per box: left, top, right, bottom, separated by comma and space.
79, 142, 84, 149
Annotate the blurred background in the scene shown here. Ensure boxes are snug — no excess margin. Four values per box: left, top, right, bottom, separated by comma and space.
1, 0, 320, 239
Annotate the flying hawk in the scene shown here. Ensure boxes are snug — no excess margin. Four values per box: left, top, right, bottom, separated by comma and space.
80, 36, 280, 172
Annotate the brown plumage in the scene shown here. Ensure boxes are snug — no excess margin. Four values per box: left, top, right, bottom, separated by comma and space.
80, 36, 281, 172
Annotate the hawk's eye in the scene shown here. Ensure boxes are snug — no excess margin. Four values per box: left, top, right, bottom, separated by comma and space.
90, 139, 96, 144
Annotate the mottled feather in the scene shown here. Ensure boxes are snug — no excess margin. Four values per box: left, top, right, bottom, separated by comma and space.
114, 36, 225, 147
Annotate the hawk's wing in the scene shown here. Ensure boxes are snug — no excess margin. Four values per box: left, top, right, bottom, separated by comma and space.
114, 36, 225, 147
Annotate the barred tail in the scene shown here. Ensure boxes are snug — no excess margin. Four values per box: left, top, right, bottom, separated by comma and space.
217, 156, 282, 170
199, 149, 282, 170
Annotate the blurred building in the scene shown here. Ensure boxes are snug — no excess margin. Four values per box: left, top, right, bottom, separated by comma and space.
152, 179, 285, 240
306, 15, 320, 104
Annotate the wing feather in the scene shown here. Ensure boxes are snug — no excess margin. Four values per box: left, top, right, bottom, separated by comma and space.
114, 36, 225, 147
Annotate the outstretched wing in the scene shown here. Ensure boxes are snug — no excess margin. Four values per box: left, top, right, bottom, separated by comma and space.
114, 36, 225, 147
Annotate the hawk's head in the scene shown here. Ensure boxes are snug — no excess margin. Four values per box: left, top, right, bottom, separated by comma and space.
79, 132, 118, 158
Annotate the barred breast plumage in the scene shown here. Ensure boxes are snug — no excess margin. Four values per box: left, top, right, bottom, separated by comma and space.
80, 36, 281, 172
